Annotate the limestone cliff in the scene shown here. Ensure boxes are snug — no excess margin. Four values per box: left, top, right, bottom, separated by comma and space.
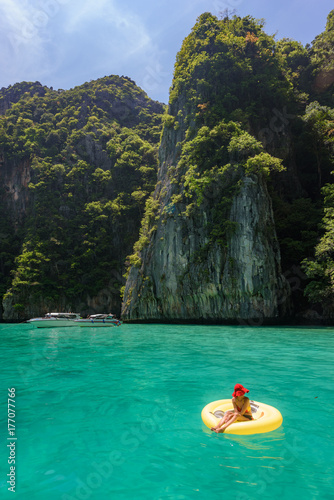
122, 128, 291, 322
0, 76, 164, 320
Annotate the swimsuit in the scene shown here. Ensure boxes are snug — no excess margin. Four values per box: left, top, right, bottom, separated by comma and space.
235, 402, 253, 420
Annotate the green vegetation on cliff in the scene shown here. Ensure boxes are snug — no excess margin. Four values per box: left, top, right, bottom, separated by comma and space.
303, 179, 334, 318
0, 76, 164, 315
170, 12, 294, 129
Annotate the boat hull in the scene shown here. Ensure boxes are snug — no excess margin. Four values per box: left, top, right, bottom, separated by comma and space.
26, 312, 81, 328
26, 319, 79, 328
27, 313, 121, 328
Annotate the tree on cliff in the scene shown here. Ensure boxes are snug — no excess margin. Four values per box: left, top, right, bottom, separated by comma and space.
169, 12, 293, 130
303, 177, 334, 319
310, 9, 334, 99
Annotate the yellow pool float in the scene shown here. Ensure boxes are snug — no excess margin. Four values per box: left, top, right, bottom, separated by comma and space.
201, 399, 283, 435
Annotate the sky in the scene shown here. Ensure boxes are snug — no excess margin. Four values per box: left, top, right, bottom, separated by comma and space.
0, 0, 333, 104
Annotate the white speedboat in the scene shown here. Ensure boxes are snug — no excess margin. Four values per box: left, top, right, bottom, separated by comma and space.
74, 314, 122, 327
26, 312, 81, 328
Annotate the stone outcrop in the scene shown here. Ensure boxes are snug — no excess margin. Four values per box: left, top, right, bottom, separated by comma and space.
122, 169, 291, 322
0, 158, 32, 226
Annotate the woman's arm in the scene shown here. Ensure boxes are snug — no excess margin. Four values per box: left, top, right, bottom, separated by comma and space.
238, 397, 250, 416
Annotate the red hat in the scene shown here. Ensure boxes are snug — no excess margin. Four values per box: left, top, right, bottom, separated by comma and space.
232, 383, 249, 397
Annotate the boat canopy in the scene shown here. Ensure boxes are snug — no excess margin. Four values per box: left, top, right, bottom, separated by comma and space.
88, 314, 115, 319
45, 313, 81, 319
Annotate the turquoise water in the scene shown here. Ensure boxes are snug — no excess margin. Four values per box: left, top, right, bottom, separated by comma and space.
1, 323, 334, 500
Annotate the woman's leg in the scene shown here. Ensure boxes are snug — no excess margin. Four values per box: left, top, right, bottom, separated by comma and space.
214, 413, 253, 433
214, 412, 240, 432
211, 410, 233, 431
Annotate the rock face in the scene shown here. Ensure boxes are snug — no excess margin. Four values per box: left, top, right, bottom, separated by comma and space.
122, 184, 290, 322
122, 130, 291, 323
0, 158, 31, 225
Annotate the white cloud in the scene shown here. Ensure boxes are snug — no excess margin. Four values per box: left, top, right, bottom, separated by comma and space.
63, 0, 151, 52
0, 0, 58, 85
57, 0, 163, 93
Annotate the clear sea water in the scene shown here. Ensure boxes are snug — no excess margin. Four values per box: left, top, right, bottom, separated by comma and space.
0, 323, 334, 500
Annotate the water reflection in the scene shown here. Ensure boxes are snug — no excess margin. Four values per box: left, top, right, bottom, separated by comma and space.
203, 424, 285, 451
224, 428, 286, 450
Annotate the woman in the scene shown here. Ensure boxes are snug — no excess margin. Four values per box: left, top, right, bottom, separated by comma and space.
211, 383, 253, 433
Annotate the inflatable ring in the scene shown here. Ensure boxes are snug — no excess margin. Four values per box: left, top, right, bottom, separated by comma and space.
201, 399, 283, 435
